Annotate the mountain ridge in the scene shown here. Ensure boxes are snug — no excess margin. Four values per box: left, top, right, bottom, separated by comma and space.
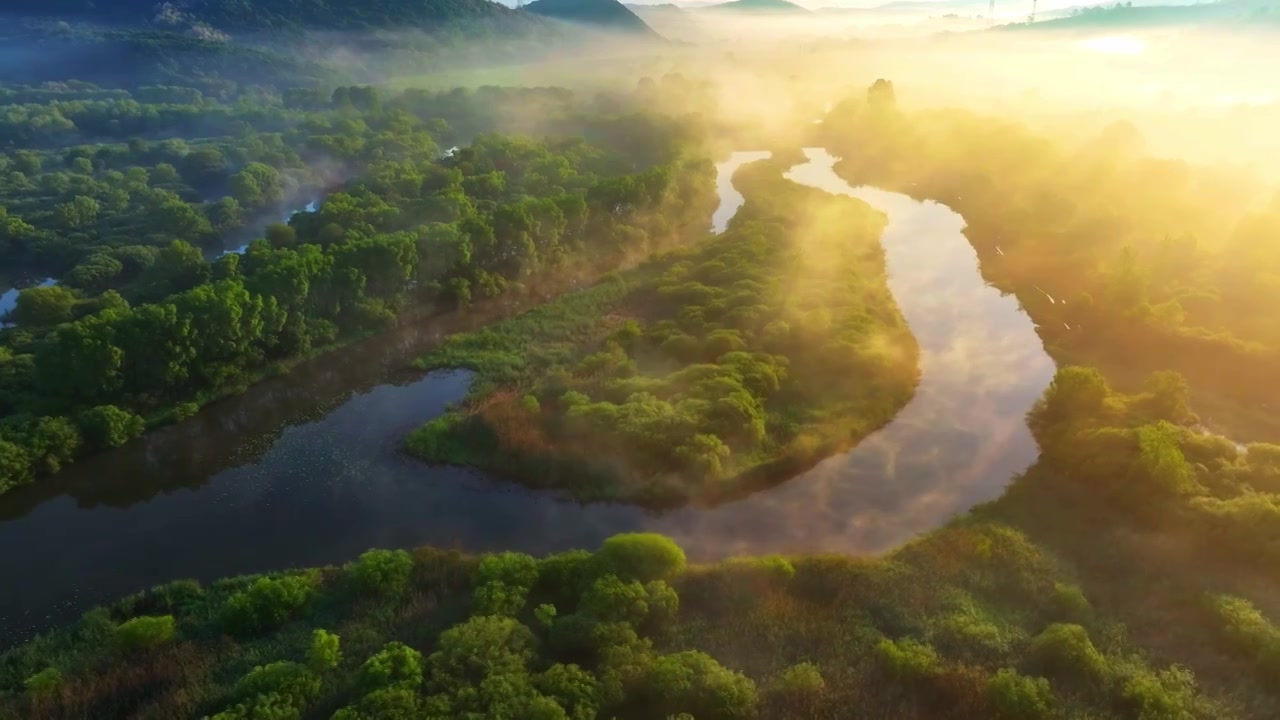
700, 0, 812, 14
525, 0, 662, 35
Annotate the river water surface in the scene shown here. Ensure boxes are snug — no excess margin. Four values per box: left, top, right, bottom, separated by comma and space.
0, 149, 1055, 648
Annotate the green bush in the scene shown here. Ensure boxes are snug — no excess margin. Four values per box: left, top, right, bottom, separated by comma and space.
536, 550, 597, 609
597, 533, 687, 583
536, 663, 602, 720
208, 692, 303, 720
113, 615, 175, 653
235, 661, 321, 708
357, 642, 424, 693
579, 574, 651, 625
347, 548, 414, 597
221, 575, 315, 636
1119, 666, 1198, 720
1026, 623, 1109, 685
1049, 583, 1092, 623
332, 687, 421, 720
307, 629, 342, 671
474, 551, 540, 615
875, 638, 940, 682
646, 650, 759, 720
930, 610, 1015, 664
986, 668, 1053, 720
174, 401, 200, 421
24, 667, 63, 699
77, 404, 146, 450
768, 662, 825, 696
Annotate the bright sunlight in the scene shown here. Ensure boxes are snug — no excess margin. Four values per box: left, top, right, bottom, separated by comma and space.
1080, 34, 1148, 54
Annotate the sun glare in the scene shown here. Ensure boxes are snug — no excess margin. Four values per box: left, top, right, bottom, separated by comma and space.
1080, 35, 1147, 55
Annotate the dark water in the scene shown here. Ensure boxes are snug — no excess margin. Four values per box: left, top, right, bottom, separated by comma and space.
0, 149, 1055, 649
0, 277, 56, 326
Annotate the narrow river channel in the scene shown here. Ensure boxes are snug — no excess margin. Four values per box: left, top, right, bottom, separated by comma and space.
0, 149, 1055, 649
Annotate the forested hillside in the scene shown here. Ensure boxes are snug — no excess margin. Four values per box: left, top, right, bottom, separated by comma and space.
524, 0, 660, 36
1, 0, 554, 33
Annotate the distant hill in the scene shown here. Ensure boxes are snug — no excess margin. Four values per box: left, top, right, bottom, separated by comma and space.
0, 0, 557, 34
525, 0, 661, 34
1004, 0, 1280, 30
0, 23, 332, 90
625, 2, 705, 38
0, 0, 588, 91
701, 0, 812, 13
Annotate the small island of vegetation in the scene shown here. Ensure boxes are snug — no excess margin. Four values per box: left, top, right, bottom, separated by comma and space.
404, 156, 920, 506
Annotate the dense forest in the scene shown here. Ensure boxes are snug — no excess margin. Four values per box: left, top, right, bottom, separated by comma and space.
0, 77, 718, 496
405, 155, 918, 506
820, 81, 1280, 439
7, 365, 1280, 718
5, 1, 1280, 714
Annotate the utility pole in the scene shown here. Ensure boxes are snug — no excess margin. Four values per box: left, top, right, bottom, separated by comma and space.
1030, 0, 1037, 22
988, 0, 995, 25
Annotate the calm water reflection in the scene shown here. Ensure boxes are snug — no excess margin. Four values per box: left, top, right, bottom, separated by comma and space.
0, 149, 1055, 648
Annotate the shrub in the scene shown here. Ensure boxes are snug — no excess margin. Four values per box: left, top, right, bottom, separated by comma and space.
474, 551, 540, 615
358, 642, 424, 693
875, 638, 940, 682
347, 548, 414, 597
597, 533, 686, 582
1049, 583, 1092, 623
1027, 624, 1109, 685
332, 687, 421, 720
987, 668, 1053, 720
209, 692, 303, 720
769, 662, 825, 696
1119, 666, 1198, 720
113, 615, 175, 653
580, 574, 651, 625
536, 550, 597, 610
122, 579, 203, 617
307, 629, 342, 671
174, 401, 200, 421
536, 663, 602, 720
77, 405, 146, 450
221, 575, 315, 636
24, 667, 63, 698
429, 615, 538, 680
535, 603, 558, 627
646, 651, 759, 720
930, 611, 1014, 664
235, 661, 321, 708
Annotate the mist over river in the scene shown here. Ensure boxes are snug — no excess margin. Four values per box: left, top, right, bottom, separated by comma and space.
0, 149, 1054, 649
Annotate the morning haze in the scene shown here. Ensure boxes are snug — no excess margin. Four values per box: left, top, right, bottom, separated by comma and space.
0, 0, 1278, 718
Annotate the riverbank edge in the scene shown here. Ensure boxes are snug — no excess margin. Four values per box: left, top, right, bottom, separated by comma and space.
0, 190, 722, 501
824, 155, 1280, 442
401, 155, 922, 509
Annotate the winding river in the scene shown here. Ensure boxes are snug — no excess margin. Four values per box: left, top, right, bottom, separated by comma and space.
0, 149, 1054, 648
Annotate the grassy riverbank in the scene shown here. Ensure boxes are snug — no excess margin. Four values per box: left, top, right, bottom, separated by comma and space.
404, 157, 920, 506
8, 368, 1280, 718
